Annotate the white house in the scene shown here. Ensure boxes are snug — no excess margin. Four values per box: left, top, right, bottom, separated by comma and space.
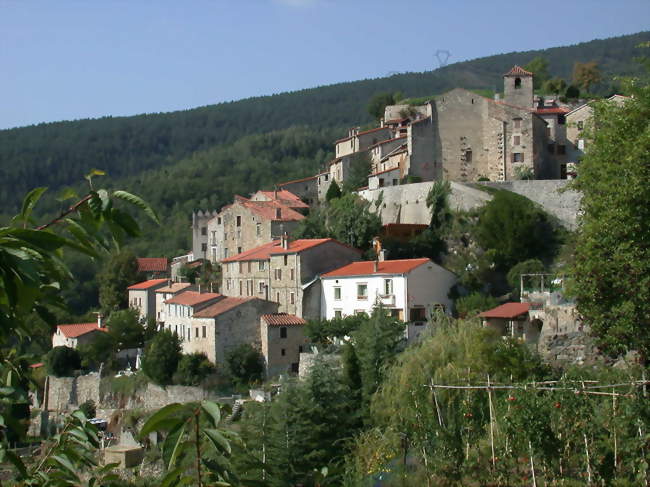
320, 258, 457, 341
52, 315, 108, 349
154, 282, 195, 324
127, 278, 168, 321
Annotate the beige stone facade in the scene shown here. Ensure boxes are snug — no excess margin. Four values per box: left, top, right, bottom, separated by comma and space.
221, 237, 362, 319
260, 313, 309, 377
127, 279, 167, 321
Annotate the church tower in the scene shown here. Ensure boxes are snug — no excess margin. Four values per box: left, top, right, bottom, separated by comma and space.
503, 65, 534, 108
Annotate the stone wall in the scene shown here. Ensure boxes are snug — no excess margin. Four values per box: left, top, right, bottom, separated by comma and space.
478, 179, 581, 229
47, 373, 101, 411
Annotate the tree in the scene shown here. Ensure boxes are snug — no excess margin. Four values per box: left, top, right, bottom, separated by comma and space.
573, 61, 602, 93
174, 352, 216, 386
475, 190, 557, 269
98, 250, 142, 314
141, 329, 182, 385
524, 56, 550, 89
327, 193, 382, 250
226, 344, 264, 384
325, 179, 341, 201
565, 84, 581, 99
367, 92, 396, 120
342, 152, 372, 193
77, 331, 116, 370
570, 69, 650, 361
455, 292, 498, 318
106, 308, 145, 350
47, 346, 82, 377
507, 259, 546, 292
543, 77, 567, 95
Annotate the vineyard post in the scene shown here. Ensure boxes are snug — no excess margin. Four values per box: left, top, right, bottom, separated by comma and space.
487, 375, 496, 472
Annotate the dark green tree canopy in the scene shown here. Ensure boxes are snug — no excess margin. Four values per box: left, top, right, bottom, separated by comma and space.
106, 308, 145, 350
524, 56, 550, 89
98, 250, 143, 314
47, 346, 82, 377
226, 343, 264, 384
141, 329, 182, 385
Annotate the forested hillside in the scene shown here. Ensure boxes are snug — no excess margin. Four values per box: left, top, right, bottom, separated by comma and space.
1, 31, 648, 256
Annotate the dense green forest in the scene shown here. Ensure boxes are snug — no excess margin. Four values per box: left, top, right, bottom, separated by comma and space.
0, 32, 650, 231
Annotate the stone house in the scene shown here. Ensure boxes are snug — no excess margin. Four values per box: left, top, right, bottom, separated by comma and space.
479, 302, 541, 345
136, 258, 169, 279
127, 279, 168, 321
154, 282, 195, 324
185, 297, 279, 365
163, 291, 222, 343
221, 236, 362, 319
206, 191, 306, 263
191, 210, 219, 261
260, 313, 309, 377
320, 257, 457, 342
52, 315, 107, 349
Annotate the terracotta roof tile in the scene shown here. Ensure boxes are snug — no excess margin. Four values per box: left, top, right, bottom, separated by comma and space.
155, 282, 193, 294
262, 313, 306, 326
241, 200, 305, 222
222, 238, 360, 263
258, 190, 309, 208
535, 107, 569, 115
137, 258, 169, 273
127, 279, 168, 291
478, 302, 530, 319
165, 291, 222, 307
322, 258, 431, 277
193, 297, 254, 318
505, 65, 533, 76
57, 323, 107, 338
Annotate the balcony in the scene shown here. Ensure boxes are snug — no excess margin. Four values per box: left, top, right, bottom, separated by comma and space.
377, 294, 395, 306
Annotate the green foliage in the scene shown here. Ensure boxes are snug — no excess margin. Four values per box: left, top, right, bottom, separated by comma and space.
542, 77, 567, 95
325, 179, 341, 201
565, 84, 581, 99
139, 401, 240, 487
514, 164, 535, 180
141, 329, 182, 385
524, 56, 550, 89
367, 92, 397, 120
174, 353, 216, 386
226, 344, 264, 385
79, 399, 96, 419
506, 258, 545, 292
46, 346, 82, 377
78, 330, 116, 370
342, 152, 372, 193
304, 314, 366, 344
570, 67, 650, 361
455, 292, 498, 318
328, 193, 382, 250
98, 250, 142, 314
107, 308, 145, 350
475, 190, 557, 269
573, 61, 603, 92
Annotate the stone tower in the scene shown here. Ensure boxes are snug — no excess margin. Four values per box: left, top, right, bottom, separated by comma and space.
503, 65, 534, 108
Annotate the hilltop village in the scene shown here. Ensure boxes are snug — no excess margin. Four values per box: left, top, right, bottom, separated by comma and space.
50, 66, 625, 377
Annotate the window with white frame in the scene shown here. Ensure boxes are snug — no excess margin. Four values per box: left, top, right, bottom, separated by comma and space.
334, 287, 341, 300
357, 283, 368, 300
384, 279, 393, 295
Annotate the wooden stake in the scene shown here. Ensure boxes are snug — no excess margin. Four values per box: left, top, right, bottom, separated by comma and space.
529, 440, 537, 487
487, 374, 496, 470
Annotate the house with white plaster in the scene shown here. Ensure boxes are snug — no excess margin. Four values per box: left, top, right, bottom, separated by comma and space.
127, 278, 168, 321
163, 291, 222, 343
52, 315, 108, 349
320, 258, 457, 342
154, 282, 195, 324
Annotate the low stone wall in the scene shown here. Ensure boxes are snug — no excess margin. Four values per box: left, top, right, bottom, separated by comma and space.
47, 373, 101, 411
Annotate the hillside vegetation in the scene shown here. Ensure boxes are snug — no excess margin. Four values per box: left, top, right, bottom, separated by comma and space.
1, 31, 648, 258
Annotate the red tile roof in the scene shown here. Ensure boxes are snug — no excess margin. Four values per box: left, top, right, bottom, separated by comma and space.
505, 65, 533, 76
322, 258, 430, 277
155, 282, 193, 294
127, 278, 168, 290
193, 297, 255, 318
278, 174, 318, 186
222, 238, 360, 262
137, 258, 169, 273
165, 291, 222, 307
258, 190, 309, 208
262, 313, 306, 326
241, 200, 305, 222
478, 302, 530, 319
535, 107, 569, 115
57, 323, 107, 338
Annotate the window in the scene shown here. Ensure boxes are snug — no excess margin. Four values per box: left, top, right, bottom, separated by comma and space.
226, 279, 231, 290
217, 217, 222, 225
334, 287, 341, 300
290, 292, 295, 304
202, 326, 206, 338
239, 262, 244, 273
195, 328, 199, 338
280, 327, 287, 339
546, 127, 551, 137
201, 226, 207, 236
290, 268, 294, 280
514, 77, 521, 89
283, 255, 288, 266
410, 307, 427, 321
224, 248, 228, 258
512, 153, 524, 163
384, 279, 393, 295
379, 178, 385, 187
299, 345, 303, 353
281, 348, 286, 356
256, 223, 261, 236
334, 310, 342, 319
547, 143, 555, 154
578, 139, 585, 150
513, 118, 521, 129
557, 145, 566, 155
357, 283, 368, 300
393, 179, 398, 186
247, 262, 252, 273
276, 292, 280, 302
237, 247, 242, 254
276, 268, 282, 280
239, 281, 243, 295
464, 149, 472, 162
201, 243, 207, 252
259, 281, 265, 294
236, 216, 241, 227
558, 115, 566, 125
259, 261, 265, 271
513, 135, 520, 146
577, 121, 584, 131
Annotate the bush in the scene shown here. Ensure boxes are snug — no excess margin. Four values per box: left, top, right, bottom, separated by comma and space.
141, 330, 181, 385
47, 346, 82, 377
507, 259, 546, 295
226, 344, 264, 385
106, 308, 144, 350
455, 292, 499, 318
174, 353, 216, 386
325, 180, 341, 202
79, 399, 96, 419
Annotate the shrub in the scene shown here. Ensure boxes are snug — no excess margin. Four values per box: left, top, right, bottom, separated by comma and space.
141, 330, 181, 385
47, 346, 82, 377
325, 180, 341, 202
455, 292, 499, 318
79, 399, 96, 419
507, 259, 546, 294
226, 344, 264, 385
174, 353, 216, 386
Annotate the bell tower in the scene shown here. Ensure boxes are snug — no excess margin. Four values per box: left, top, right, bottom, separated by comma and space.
503, 65, 534, 108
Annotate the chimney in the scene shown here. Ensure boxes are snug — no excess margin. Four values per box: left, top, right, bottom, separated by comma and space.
379, 249, 387, 262
274, 188, 278, 200
198, 283, 201, 294
281, 232, 289, 250
373, 260, 379, 273
97, 313, 103, 328
275, 207, 282, 219
380, 117, 384, 128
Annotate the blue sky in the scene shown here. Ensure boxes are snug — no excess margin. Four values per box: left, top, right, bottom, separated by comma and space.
1, 0, 648, 129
